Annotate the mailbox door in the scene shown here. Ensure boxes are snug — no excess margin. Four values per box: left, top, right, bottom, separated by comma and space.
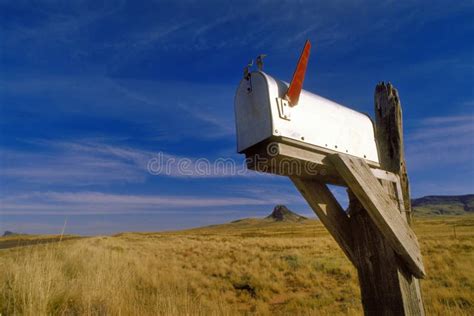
234, 72, 273, 152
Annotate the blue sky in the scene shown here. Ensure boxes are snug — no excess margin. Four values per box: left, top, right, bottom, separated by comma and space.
1, 0, 473, 235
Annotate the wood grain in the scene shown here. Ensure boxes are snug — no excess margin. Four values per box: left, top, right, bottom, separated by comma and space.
290, 177, 356, 266
331, 153, 425, 278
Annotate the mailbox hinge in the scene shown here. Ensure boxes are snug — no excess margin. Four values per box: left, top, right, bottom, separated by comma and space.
276, 97, 291, 121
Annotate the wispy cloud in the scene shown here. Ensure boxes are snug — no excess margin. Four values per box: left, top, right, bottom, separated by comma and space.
6, 0, 470, 67
0, 190, 289, 215
420, 115, 474, 125
1, 1, 126, 56
0, 74, 235, 141
406, 114, 474, 171
1, 141, 149, 185
176, 102, 235, 137
409, 118, 473, 142
0, 138, 253, 188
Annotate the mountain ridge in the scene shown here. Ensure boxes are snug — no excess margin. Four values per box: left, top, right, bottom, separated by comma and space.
411, 194, 474, 216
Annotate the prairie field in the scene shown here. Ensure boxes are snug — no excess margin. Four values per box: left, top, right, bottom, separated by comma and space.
0, 216, 473, 315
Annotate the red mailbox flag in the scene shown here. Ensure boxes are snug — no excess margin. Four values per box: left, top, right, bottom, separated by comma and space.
285, 40, 311, 106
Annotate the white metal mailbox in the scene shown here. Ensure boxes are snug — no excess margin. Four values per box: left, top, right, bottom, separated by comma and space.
234, 71, 380, 164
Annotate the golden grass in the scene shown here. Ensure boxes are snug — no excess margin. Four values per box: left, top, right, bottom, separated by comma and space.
0, 216, 473, 315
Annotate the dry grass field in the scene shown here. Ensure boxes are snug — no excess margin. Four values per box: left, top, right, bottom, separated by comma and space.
0, 216, 473, 315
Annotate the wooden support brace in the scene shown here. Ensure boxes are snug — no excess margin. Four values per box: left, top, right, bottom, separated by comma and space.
290, 177, 356, 266
289, 169, 425, 314
330, 153, 425, 278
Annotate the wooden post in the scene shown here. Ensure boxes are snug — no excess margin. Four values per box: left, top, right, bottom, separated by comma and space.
345, 82, 424, 315
374, 82, 412, 224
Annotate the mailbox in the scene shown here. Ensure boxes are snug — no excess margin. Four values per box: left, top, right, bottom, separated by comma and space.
234, 48, 379, 165
234, 42, 427, 297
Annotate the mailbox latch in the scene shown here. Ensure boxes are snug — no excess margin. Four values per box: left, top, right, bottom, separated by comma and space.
276, 97, 291, 121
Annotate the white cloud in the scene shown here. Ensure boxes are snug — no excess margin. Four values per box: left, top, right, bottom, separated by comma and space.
0, 138, 255, 188
420, 115, 474, 125
1, 142, 149, 185
0, 190, 287, 215
406, 115, 474, 171
0, 74, 236, 141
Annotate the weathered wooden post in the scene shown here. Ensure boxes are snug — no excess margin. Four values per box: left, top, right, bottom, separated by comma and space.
234, 41, 425, 315
340, 83, 424, 315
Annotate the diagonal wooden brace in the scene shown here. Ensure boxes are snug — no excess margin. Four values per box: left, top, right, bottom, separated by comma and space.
330, 153, 425, 278
290, 177, 356, 266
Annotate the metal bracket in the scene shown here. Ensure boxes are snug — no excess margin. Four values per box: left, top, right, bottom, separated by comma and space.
276, 97, 291, 121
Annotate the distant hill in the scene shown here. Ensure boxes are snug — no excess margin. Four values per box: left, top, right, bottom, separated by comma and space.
266, 205, 307, 222
412, 194, 474, 216
164, 205, 312, 237
228, 205, 307, 226
2, 231, 21, 237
